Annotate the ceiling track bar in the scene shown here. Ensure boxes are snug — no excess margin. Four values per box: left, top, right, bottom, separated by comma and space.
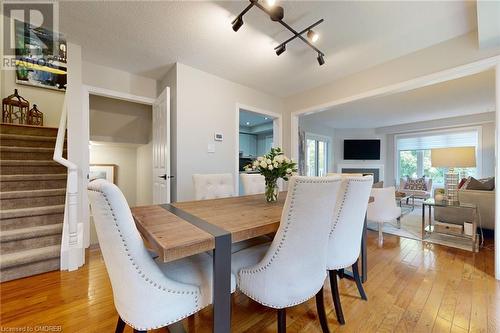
251, 1, 325, 56
274, 19, 324, 51
232, 3, 255, 24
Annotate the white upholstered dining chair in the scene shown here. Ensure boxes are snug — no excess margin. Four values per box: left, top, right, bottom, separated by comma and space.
231, 176, 343, 333
320, 175, 373, 325
88, 179, 236, 333
192, 173, 235, 200
367, 186, 402, 246
240, 173, 265, 195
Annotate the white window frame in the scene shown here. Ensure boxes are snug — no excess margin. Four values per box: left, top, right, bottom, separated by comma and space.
305, 132, 331, 176
394, 126, 482, 186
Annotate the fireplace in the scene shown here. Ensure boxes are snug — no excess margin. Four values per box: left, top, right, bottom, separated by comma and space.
337, 164, 383, 183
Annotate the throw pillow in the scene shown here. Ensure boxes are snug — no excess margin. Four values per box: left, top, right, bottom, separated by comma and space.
458, 178, 467, 189
404, 177, 427, 191
464, 177, 495, 191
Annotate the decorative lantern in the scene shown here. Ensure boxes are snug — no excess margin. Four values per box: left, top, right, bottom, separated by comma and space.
2, 89, 29, 125
27, 104, 44, 126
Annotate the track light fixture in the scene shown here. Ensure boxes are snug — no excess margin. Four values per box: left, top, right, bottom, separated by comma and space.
317, 53, 325, 66
232, 16, 244, 32
275, 44, 286, 56
232, 0, 326, 66
307, 30, 319, 43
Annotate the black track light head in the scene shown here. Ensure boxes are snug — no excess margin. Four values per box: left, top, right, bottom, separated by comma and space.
269, 6, 284, 21
317, 53, 325, 66
232, 17, 244, 32
276, 44, 286, 56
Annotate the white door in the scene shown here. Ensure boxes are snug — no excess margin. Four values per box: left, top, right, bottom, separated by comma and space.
153, 87, 171, 204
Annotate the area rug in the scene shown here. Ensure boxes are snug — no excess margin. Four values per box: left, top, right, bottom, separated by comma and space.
367, 202, 476, 251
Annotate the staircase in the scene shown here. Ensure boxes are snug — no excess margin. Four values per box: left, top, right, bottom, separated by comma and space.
0, 123, 67, 282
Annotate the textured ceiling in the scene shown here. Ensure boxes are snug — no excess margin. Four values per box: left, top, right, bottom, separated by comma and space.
60, 1, 476, 97
301, 70, 496, 129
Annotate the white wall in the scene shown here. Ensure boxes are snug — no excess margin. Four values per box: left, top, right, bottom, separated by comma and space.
174, 63, 285, 201
83, 62, 157, 99
136, 142, 153, 206
332, 128, 387, 181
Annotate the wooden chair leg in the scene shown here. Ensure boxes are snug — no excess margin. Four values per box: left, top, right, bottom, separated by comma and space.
277, 308, 286, 333
329, 270, 345, 325
315, 287, 330, 333
352, 260, 367, 301
115, 316, 126, 333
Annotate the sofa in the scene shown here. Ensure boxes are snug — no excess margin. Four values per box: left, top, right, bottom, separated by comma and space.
398, 177, 432, 200
434, 189, 495, 230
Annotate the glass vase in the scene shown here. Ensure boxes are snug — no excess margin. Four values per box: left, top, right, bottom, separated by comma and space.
265, 178, 279, 203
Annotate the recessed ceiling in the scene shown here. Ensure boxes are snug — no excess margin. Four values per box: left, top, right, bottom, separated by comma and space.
60, 1, 476, 97
300, 70, 496, 129
240, 109, 274, 127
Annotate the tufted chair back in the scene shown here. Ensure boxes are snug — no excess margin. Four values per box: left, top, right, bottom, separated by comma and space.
238, 176, 342, 308
240, 173, 265, 195
192, 173, 235, 200
327, 175, 373, 270
88, 179, 200, 330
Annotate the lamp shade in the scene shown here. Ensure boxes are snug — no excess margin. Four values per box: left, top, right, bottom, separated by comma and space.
431, 146, 476, 168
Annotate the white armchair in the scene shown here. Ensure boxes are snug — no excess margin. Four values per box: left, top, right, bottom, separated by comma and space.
240, 173, 265, 195
192, 173, 235, 200
231, 176, 343, 333
88, 179, 236, 332
325, 175, 373, 325
367, 186, 402, 246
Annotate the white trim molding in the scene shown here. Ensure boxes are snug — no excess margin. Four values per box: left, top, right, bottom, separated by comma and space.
495, 61, 500, 280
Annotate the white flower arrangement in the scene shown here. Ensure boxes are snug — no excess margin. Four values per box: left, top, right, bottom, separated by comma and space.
245, 147, 298, 202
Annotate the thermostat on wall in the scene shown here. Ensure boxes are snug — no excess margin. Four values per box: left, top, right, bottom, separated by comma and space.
214, 133, 223, 141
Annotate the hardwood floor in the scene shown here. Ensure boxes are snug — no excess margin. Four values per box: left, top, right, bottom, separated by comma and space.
1, 231, 498, 332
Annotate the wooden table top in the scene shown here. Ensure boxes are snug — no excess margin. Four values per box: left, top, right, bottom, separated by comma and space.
131, 193, 286, 262
132, 193, 373, 263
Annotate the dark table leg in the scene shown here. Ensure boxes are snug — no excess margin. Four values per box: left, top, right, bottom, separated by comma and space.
213, 233, 232, 333
160, 204, 232, 333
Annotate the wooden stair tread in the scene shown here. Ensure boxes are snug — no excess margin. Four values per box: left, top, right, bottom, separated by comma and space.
1, 224, 63, 242
0, 189, 66, 199
0, 160, 62, 166
0, 146, 65, 152
0, 133, 61, 142
0, 245, 60, 269
1, 174, 67, 181
0, 205, 65, 219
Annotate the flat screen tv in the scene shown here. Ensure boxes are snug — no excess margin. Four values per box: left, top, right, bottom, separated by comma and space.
343, 139, 380, 160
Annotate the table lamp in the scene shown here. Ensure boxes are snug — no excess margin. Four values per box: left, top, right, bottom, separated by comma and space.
431, 146, 476, 204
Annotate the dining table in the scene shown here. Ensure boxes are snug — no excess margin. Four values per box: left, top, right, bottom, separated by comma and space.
131, 193, 371, 333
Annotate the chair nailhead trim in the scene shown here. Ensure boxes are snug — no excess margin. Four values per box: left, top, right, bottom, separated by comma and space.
238, 178, 339, 308
88, 186, 202, 330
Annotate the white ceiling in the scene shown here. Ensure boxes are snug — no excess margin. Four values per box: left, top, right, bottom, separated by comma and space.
301, 70, 496, 129
59, 1, 476, 97
240, 109, 274, 127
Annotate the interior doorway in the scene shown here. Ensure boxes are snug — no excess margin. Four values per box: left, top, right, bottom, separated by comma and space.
88, 94, 153, 245
235, 105, 282, 195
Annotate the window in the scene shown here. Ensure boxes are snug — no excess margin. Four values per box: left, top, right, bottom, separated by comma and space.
306, 134, 330, 176
396, 128, 480, 186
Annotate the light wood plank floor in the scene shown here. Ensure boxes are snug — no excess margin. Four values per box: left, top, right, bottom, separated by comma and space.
1, 231, 498, 333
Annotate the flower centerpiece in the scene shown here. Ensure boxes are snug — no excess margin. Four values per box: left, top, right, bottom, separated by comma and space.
245, 147, 297, 202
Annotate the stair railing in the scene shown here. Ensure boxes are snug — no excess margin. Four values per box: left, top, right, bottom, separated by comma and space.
53, 97, 83, 271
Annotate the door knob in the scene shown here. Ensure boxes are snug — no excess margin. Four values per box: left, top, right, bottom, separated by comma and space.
158, 174, 167, 180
